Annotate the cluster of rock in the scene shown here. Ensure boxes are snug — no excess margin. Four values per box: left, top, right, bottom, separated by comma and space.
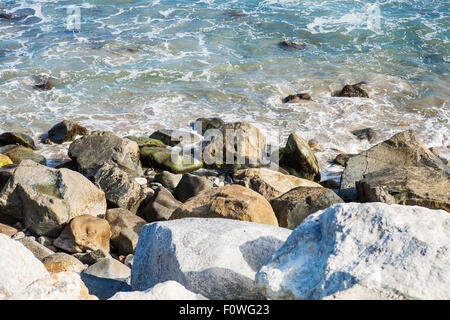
0, 118, 449, 300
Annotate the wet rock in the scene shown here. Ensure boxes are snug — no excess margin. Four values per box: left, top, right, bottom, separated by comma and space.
0, 222, 17, 237
0, 154, 12, 168
149, 129, 202, 147
0, 132, 38, 150
203, 122, 266, 170
332, 153, 355, 167
170, 185, 278, 226
124, 136, 165, 148
192, 117, 225, 135
340, 130, 450, 201
9, 272, 97, 300
140, 146, 203, 174
54, 215, 111, 253
42, 253, 86, 273
138, 186, 182, 223
282, 93, 311, 103
352, 128, 377, 143
110, 281, 207, 300
0, 13, 29, 21
34, 80, 54, 91
2, 145, 46, 165
106, 208, 146, 255
0, 233, 49, 299
233, 168, 322, 201
91, 162, 144, 211
68, 131, 143, 177
307, 139, 323, 152
279, 133, 321, 182
319, 179, 340, 189
336, 83, 369, 98
270, 187, 344, 229
356, 166, 449, 212
83, 258, 131, 281
278, 41, 306, 50
430, 147, 449, 165
154, 170, 182, 189
0, 160, 106, 236
17, 236, 54, 261
173, 173, 214, 202
224, 10, 247, 18
44, 120, 88, 144
255, 203, 450, 300
131, 218, 291, 299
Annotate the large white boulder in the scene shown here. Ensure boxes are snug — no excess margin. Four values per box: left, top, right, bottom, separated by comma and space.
109, 281, 207, 300
131, 218, 291, 299
255, 202, 450, 300
0, 234, 49, 299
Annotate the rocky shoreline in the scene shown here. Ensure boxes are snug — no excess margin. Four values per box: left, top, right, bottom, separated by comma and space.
0, 116, 449, 300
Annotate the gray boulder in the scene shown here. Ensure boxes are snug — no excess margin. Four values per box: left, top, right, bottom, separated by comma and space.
154, 171, 182, 189
138, 186, 181, 222
131, 218, 291, 299
17, 236, 54, 261
0, 160, 106, 236
68, 131, 143, 177
356, 166, 449, 212
255, 203, 450, 300
84, 258, 131, 281
340, 130, 450, 201
173, 173, 213, 202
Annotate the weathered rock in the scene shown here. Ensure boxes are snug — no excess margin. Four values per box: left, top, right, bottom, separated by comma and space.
131, 218, 291, 299
42, 253, 86, 273
138, 186, 182, 223
270, 187, 344, 229
279, 133, 321, 182
308, 139, 323, 152
352, 128, 377, 143
0, 132, 38, 150
282, 93, 311, 103
0, 154, 12, 168
255, 203, 450, 300
202, 122, 266, 170
149, 129, 202, 147
91, 162, 144, 211
154, 171, 182, 189
193, 117, 225, 135
140, 146, 203, 174
0, 233, 49, 299
54, 215, 111, 253
356, 166, 450, 212
2, 145, 46, 165
110, 281, 207, 300
106, 208, 146, 255
0, 160, 106, 236
17, 236, 54, 261
73, 250, 111, 266
173, 173, 214, 202
84, 258, 131, 280
0, 223, 17, 237
0, 164, 15, 191
124, 136, 166, 148
44, 120, 88, 144
337, 83, 369, 98
340, 130, 450, 201
319, 179, 340, 189
9, 272, 97, 300
333, 153, 355, 167
171, 185, 278, 226
68, 131, 143, 177
278, 41, 306, 50
233, 168, 322, 201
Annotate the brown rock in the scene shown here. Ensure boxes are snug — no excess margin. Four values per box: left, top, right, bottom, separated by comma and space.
337, 83, 369, 98
0, 222, 17, 237
170, 185, 278, 226
54, 215, 111, 253
42, 253, 86, 273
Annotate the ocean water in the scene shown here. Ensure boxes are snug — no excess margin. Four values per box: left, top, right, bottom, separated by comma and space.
0, 0, 448, 178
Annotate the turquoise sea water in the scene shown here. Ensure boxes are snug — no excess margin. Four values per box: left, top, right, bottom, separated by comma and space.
0, 0, 448, 177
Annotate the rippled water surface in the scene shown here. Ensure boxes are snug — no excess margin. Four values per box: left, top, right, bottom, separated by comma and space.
0, 0, 448, 176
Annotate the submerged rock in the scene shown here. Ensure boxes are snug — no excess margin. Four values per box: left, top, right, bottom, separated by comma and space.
131, 218, 291, 299
279, 133, 321, 182
0, 160, 106, 236
278, 41, 306, 50
0, 132, 38, 150
356, 166, 449, 212
336, 83, 369, 98
255, 203, 450, 300
282, 93, 311, 103
352, 128, 377, 143
171, 185, 278, 226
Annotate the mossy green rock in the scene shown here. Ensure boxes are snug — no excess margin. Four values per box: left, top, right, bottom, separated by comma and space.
124, 136, 166, 148
0, 132, 38, 150
279, 133, 321, 182
0, 154, 13, 168
140, 147, 203, 174
3, 146, 47, 166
